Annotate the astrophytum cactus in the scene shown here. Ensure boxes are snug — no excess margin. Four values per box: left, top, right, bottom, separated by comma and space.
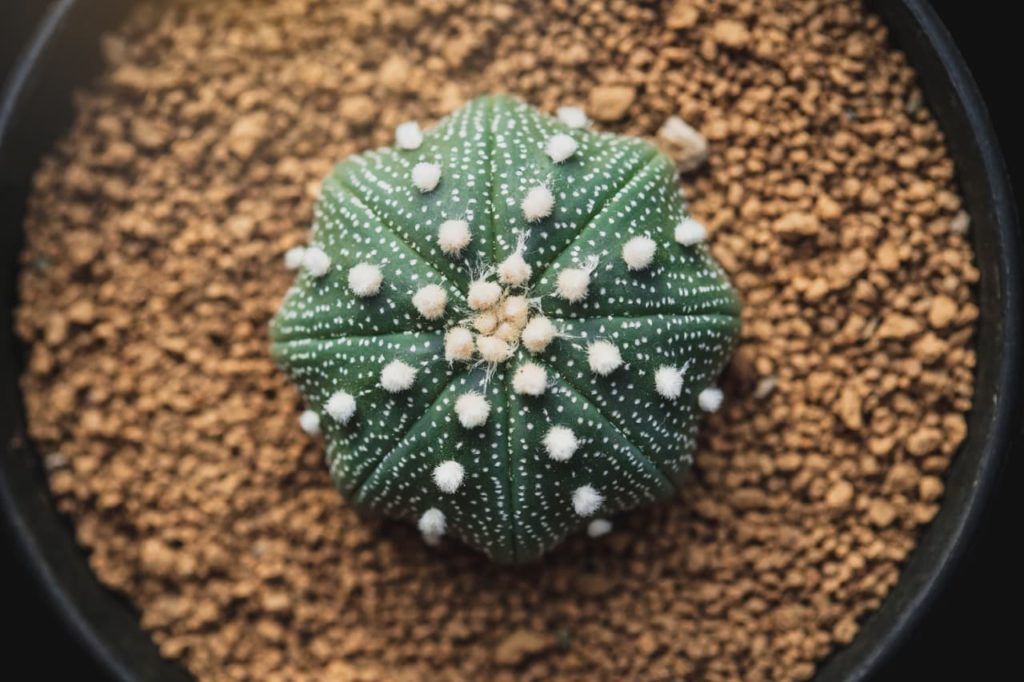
271, 95, 740, 563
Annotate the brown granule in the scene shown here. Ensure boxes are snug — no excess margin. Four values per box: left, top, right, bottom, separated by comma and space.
16, 0, 978, 680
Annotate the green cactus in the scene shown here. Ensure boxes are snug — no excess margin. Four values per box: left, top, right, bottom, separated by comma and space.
270, 95, 740, 563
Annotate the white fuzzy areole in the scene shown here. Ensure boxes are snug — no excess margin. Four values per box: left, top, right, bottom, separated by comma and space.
411, 162, 441, 192
444, 327, 475, 362
467, 279, 502, 311
500, 295, 530, 327
418, 507, 446, 536
544, 425, 578, 462
513, 363, 547, 396
522, 185, 554, 222
622, 236, 657, 271
380, 359, 417, 392
455, 392, 490, 429
437, 219, 471, 255
674, 217, 708, 246
302, 247, 331, 278
557, 106, 589, 129
545, 133, 578, 163
348, 263, 383, 297
498, 252, 532, 286
432, 460, 465, 494
395, 120, 423, 150
556, 267, 591, 302
476, 335, 512, 364
521, 316, 556, 353
655, 365, 684, 400
587, 518, 613, 538
325, 391, 356, 425
698, 387, 724, 412
572, 485, 603, 517
473, 310, 498, 335
412, 284, 447, 320
588, 340, 623, 376
298, 409, 321, 435
284, 246, 306, 270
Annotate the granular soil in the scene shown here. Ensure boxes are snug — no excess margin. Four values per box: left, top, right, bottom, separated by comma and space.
15, 1, 978, 680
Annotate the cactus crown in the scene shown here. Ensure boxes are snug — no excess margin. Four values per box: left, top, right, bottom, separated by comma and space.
270, 95, 740, 563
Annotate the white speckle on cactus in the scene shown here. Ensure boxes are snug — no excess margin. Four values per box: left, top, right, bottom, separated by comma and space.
498, 252, 532, 286
380, 360, 417, 393
411, 284, 448, 320
587, 518, 613, 538
301, 246, 331, 278
325, 391, 356, 425
512, 362, 547, 396
455, 392, 490, 429
674, 217, 707, 245
418, 507, 446, 537
395, 120, 423, 150
622, 235, 657, 271
544, 425, 578, 462
572, 485, 603, 517
432, 460, 465, 494
476, 334, 512, 364
545, 133, 578, 163
588, 340, 623, 376
522, 185, 554, 222
521, 316, 557, 353
467, 279, 502, 311
444, 327, 475, 362
284, 246, 306, 270
698, 387, 724, 412
556, 105, 588, 129
347, 263, 382, 297
655, 365, 685, 400
411, 161, 441, 192
437, 218, 471, 256
298, 409, 321, 435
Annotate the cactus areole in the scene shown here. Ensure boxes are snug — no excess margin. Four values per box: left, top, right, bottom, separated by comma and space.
270, 95, 740, 563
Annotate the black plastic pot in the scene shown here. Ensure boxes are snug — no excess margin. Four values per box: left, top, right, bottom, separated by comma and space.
1, 2, 1020, 680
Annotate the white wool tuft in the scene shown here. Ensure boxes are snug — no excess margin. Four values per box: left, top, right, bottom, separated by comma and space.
412, 284, 448, 320
380, 359, 417, 392
455, 392, 490, 429
298, 409, 321, 435
411, 162, 441, 192
587, 518, 613, 538
557, 106, 589, 129
325, 391, 356, 425
622, 235, 657, 271
556, 267, 591, 302
498, 252, 532, 286
572, 485, 604, 516
698, 387, 724, 413
476, 335, 512, 364
284, 246, 306, 270
588, 340, 623, 375
500, 295, 530, 327
674, 217, 707, 246
544, 425, 578, 462
432, 460, 465, 494
302, 247, 331, 278
473, 311, 498, 335
444, 327, 475, 362
467, 279, 502, 311
348, 263, 383, 297
521, 316, 557, 353
545, 133, 578, 163
655, 365, 685, 400
522, 185, 554, 222
512, 363, 547, 396
395, 120, 423, 150
437, 219, 471, 255
418, 507, 446, 537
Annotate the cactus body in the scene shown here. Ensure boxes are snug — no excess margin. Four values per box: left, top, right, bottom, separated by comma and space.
271, 95, 740, 563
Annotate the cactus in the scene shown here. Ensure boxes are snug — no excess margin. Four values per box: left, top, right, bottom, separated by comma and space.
270, 95, 740, 563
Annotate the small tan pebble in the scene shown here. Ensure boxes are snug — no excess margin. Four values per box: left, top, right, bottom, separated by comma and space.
918, 476, 945, 502
867, 499, 897, 527
877, 314, 924, 340
494, 629, 557, 666
340, 95, 376, 127
949, 210, 971, 235
588, 84, 636, 122
906, 426, 943, 457
825, 480, 854, 509
711, 19, 751, 48
836, 386, 863, 430
815, 194, 843, 221
665, 2, 700, 30
927, 295, 959, 329
772, 211, 821, 237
